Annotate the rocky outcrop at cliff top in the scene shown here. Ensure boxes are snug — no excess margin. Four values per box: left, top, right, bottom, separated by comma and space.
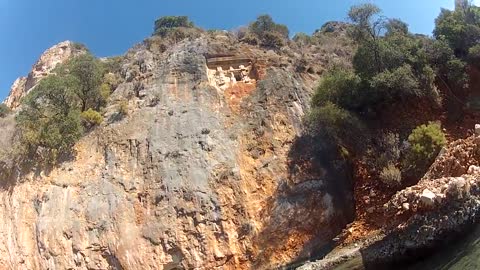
3, 41, 86, 109
0, 32, 355, 269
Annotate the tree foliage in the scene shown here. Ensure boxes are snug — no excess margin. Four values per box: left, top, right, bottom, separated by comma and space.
305, 102, 365, 153
16, 53, 109, 164
434, 5, 480, 58
16, 75, 84, 164
58, 54, 105, 111
246, 15, 289, 49
404, 122, 446, 173
154, 16, 194, 36
311, 68, 363, 111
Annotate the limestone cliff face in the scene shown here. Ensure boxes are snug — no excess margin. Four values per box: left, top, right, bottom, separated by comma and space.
3, 41, 86, 109
0, 34, 354, 269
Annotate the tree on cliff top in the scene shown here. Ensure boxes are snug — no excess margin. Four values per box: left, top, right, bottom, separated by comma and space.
153, 16, 195, 36
246, 15, 289, 49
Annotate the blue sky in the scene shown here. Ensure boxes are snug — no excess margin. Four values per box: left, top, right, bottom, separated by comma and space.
0, 0, 456, 100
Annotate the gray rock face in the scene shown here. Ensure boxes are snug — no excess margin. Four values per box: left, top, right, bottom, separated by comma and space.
0, 35, 354, 269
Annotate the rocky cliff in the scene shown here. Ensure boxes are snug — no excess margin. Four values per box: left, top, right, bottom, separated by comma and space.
0, 30, 355, 269
3, 41, 86, 109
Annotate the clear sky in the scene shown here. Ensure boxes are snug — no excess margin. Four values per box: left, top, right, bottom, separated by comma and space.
0, 0, 457, 100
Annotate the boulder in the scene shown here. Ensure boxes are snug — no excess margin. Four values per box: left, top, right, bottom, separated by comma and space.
475, 124, 480, 136
420, 189, 436, 207
467, 165, 480, 175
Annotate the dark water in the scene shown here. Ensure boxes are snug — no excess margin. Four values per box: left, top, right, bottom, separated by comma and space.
405, 225, 480, 270
333, 225, 480, 270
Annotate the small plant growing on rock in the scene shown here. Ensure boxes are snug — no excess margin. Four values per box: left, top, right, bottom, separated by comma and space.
0, 104, 11, 118
380, 164, 402, 187
118, 100, 129, 116
81, 108, 103, 128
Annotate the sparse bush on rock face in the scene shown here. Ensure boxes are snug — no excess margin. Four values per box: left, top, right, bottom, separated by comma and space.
249, 14, 289, 39
404, 122, 447, 175
376, 132, 401, 169
260, 31, 286, 49
81, 108, 103, 128
0, 104, 11, 118
380, 164, 402, 187
240, 32, 259, 45
293, 32, 313, 46
118, 100, 129, 116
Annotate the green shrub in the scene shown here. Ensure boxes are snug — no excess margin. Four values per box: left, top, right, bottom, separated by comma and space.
61, 54, 105, 111
249, 14, 289, 38
305, 102, 364, 152
445, 58, 469, 89
370, 64, 421, 99
16, 75, 84, 164
102, 56, 124, 74
468, 44, 480, 68
153, 16, 194, 37
311, 68, 363, 111
81, 108, 103, 128
16, 52, 108, 165
99, 83, 112, 101
380, 164, 402, 187
246, 14, 289, 48
404, 122, 447, 173
0, 104, 11, 118
72, 42, 88, 53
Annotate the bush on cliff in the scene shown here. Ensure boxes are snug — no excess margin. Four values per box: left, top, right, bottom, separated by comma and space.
17, 53, 109, 165
153, 16, 200, 43
305, 102, 364, 153
60, 54, 105, 111
0, 104, 11, 118
246, 15, 289, 49
154, 16, 194, 35
16, 75, 84, 164
404, 122, 447, 174
81, 108, 103, 128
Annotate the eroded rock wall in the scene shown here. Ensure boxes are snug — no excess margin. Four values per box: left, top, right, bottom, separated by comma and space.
0, 35, 354, 269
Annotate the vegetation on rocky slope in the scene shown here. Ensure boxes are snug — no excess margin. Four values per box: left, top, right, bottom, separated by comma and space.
307, 2, 479, 188
0, 3, 479, 268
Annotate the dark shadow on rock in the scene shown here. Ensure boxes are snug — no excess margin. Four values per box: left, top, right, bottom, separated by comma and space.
253, 134, 355, 269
